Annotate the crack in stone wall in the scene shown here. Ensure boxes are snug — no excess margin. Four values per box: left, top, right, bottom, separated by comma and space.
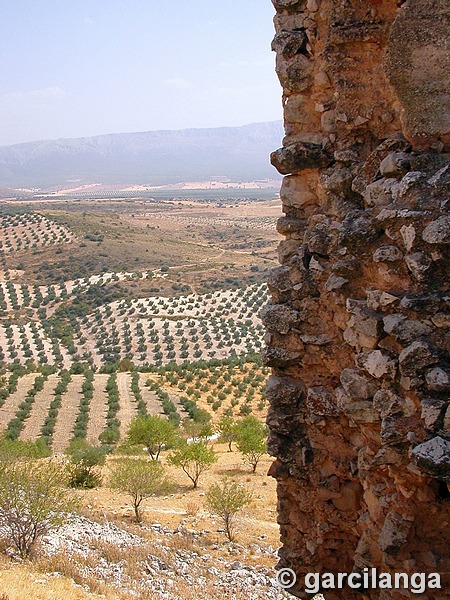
265, 1, 450, 598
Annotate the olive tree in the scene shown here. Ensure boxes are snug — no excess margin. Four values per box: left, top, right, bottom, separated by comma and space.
127, 415, 178, 460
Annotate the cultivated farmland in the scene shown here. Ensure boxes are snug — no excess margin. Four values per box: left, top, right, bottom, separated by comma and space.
0, 212, 76, 256
0, 198, 279, 451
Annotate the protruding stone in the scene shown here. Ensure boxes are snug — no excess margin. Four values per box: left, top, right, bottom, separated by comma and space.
362, 350, 397, 379
261, 304, 300, 335
425, 368, 450, 392
280, 175, 319, 209
278, 239, 301, 262
306, 386, 339, 417
275, 53, 313, 93
262, 346, 302, 367
340, 369, 378, 400
372, 245, 403, 262
373, 390, 406, 419
277, 216, 305, 235
363, 178, 396, 207
265, 375, 306, 408
411, 436, 450, 481
421, 397, 447, 431
381, 414, 414, 446
405, 252, 432, 279
399, 341, 438, 377
422, 215, 450, 244
337, 387, 379, 423
272, 0, 306, 12
271, 30, 308, 57
383, 314, 432, 344
350, 307, 384, 339
271, 143, 333, 175
380, 152, 411, 178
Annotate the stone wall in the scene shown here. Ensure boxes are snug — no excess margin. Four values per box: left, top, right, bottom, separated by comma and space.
265, 1, 450, 598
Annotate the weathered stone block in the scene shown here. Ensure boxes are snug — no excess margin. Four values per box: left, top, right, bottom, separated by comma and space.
306, 386, 338, 417
422, 215, 450, 244
411, 436, 450, 481
272, 30, 308, 57
381, 414, 414, 446
362, 350, 397, 379
280, 174, 319, 210
339, 210, 380, 248
379, 512, 412, 553
421, 397, 447, 431
363, 178, 396, 207
383, 314, 432, 344
262, 346, 302, 368
399, 341, 438, 377
425, 367, 450, 392
261, 303, 300, 335
276, 216, 306, 235
379, 152, 411, 178
271, 142, 332, 175
373, 390, 406, 419
372, 245, 403, 263
272, 0, 306, 13
265, 374, 306, 408
340, 369, 378, 400
350, 307, 384, 339
405, 252, 432, 279
275, 53, 313, 93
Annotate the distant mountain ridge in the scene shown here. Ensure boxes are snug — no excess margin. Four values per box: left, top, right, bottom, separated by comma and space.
0, 121, 283, 188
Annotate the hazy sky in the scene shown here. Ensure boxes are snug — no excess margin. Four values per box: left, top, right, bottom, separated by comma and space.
0, 1, 281, 146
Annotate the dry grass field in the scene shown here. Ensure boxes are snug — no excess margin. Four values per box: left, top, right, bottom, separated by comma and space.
1, 198, 279, 287
0, 446, 286, 600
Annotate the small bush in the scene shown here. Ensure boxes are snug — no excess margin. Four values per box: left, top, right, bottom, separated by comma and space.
206, 478, 252, 541
109, 458, 173, 522
0, 459, 76, 558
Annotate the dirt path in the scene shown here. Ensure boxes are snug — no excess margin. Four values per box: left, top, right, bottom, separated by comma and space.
116, 372, 137, 439
85, 374, 109, 445
0, 373, 38, 430
138, 373, 164, 416
21, 374, 59, 441
52, 375, 84, 453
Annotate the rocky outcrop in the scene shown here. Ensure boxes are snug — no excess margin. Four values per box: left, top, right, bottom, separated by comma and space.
266, 1, 450, 598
